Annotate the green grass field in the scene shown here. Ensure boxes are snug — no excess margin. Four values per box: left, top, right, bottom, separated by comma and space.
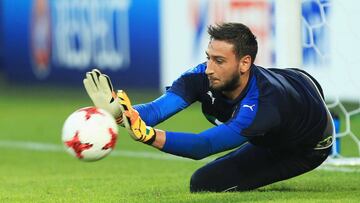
1, 84, 360, 202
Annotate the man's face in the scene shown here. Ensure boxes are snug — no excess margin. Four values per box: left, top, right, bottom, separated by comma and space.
205, 40, 241, 92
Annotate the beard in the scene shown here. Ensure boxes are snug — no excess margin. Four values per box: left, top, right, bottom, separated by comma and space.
209, 71, 241, 92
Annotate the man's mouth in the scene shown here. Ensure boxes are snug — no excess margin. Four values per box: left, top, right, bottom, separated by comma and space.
208, 77, 219, 82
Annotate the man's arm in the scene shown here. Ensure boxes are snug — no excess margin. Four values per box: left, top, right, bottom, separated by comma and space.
118, 90, 248, 160
133, 92, 189, 127
83, 69, 189, 126
152, 125, 248, 160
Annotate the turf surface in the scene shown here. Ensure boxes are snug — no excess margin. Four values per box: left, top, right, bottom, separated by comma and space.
0, 85, 359, 202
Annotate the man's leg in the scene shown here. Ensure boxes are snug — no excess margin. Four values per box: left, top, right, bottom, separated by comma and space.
190, 143, 330, 192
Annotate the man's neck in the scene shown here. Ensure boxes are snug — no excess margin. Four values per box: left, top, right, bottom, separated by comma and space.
222, 72, 250, 100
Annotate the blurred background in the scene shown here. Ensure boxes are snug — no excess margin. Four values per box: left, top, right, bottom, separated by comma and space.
0, 0, 360, 162
1, 0, 360, 200
1, 0, 359, 95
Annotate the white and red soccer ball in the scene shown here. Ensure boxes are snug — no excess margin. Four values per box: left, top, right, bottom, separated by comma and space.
61, 107, 118, 161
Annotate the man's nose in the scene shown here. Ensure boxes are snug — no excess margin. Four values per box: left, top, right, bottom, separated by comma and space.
205, 61, 214, 75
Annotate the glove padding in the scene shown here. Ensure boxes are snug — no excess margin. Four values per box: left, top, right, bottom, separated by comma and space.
117, 90, 156, 145
83, 69, 123, 124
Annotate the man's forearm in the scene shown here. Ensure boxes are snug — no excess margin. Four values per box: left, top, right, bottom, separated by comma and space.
152, 125, 248, 160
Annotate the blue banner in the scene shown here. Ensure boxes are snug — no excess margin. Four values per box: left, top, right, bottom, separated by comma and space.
0, 2, 3, 71
1, 0, 160, 89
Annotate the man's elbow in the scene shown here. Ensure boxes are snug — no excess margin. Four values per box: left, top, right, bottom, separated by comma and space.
189, 153, 209, 160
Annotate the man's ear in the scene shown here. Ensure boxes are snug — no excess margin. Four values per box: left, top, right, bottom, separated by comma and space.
239, 55, 252, 74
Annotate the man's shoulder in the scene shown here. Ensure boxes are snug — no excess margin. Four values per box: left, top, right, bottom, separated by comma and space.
251, 65, 284, 94
181, 62, 207, 76
166, 63, 209, 104
252, 65, 301, 94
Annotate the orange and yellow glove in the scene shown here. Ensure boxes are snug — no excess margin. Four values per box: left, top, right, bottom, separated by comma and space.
117, 90, 156, 145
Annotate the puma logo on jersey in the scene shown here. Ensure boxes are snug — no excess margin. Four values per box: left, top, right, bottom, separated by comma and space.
207, 91, 215, 104
242, 104, 255, 111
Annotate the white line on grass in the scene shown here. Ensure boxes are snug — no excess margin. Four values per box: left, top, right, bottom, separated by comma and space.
318, 165, 360, 173
1, 140, 360, 173
0, 140, 212, 163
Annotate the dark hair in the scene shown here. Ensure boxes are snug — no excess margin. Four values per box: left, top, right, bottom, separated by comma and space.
208, 23, 258, 63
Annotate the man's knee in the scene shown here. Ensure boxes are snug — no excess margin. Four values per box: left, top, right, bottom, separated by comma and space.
190, 166, 233, 193
190, 167, 209, 193
190, 164, 259, 192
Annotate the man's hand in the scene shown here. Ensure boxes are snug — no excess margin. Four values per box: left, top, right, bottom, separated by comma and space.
117, 90, 156, 145
83, 69, 123, 124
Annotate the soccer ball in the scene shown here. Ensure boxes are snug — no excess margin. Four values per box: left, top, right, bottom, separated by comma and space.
61, 107, 118, 161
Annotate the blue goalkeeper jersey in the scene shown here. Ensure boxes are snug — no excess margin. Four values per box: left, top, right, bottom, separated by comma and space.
167, 63, 328, 150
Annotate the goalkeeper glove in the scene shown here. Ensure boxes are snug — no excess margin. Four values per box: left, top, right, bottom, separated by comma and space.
83, 69, 123, 124
117, 90, 156, 145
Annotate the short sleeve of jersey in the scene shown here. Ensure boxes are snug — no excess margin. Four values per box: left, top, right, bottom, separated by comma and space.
167, 63, 207, 104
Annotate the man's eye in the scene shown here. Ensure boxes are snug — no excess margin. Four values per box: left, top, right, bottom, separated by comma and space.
206, 56, 210, 60
216, 59, 223, 64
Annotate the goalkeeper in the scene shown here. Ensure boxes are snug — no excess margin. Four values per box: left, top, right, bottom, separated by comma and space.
83, 23, 334, 192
